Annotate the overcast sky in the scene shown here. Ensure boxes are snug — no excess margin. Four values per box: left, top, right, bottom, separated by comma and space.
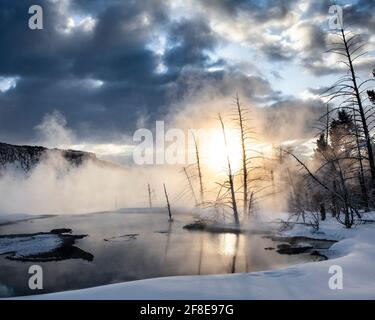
0, 0, 374, 149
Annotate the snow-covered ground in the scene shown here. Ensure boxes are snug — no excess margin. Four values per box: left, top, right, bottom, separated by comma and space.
17, 214, 375, 300
0, 234, 63, 260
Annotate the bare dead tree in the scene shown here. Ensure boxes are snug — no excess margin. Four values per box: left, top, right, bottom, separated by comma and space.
192, 133, 205, 204
183, 166, 198, 206
241, 149, 281, 214
315, 105, 370, 213
286, 167, 306, 223
235, 94, 250, 215
248, 191, 254, 217
218, 113, 240, 226
323, 21, 375, 184
163, 183, 173, 222
368, 69, 375, 105
147, 183, 153, 208
284, 149, 359, 228
352, 107, 369, 211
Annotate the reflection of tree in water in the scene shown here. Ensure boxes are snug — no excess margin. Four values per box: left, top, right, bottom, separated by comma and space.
230, 234, 240, 274
197, 233, 204, 275
163, 221, 173, 263
244, 235, 249, 273
218, 233, 241, 274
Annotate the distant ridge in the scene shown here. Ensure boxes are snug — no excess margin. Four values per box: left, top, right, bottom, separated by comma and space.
0, 142, 125, 172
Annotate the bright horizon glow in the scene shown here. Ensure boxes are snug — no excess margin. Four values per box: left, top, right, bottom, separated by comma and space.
202, 128, 243, 175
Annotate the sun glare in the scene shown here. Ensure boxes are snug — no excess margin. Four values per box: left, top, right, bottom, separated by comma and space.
219, 233, 238, 256
203, 129, 243, 175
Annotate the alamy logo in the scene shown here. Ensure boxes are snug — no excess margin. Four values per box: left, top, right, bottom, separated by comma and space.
28, 265, 43, 290
328, 5, 343, 30
328, 265, 343, 290
133, 122, 213, 165
28, 5, 44, 30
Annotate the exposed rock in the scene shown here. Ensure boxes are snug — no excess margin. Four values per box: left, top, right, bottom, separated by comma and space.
267, 235, 336, 249
50, 228, 73, 234
183, 220, 271, 235
276, 243, 313, 254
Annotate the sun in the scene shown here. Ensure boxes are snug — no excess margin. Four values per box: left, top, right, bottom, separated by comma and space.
202, 128, 243, 175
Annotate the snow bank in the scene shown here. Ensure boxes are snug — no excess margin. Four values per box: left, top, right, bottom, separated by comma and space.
18, 216, 375, 300
0, 234, 63, 259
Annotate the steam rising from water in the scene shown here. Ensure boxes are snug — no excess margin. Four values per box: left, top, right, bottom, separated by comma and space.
0, 155, 191, 214
35, 110, 75, 150
0, 90, 322, 215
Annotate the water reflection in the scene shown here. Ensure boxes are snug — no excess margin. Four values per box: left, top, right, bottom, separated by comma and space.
219, 233, 238, 257
164, 221, 173, 262
217, 233, 241, 274
0, 212, 321, 297
231, 235, 240, 274
197, 233, 204, 275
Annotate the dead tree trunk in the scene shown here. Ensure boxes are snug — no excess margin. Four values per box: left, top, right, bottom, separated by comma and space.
340, 28, 375, 183
284, 149, 357, 228
163, 183, 173, 222
235, 95, 249, 215
183, 167, 198, 206
320, 203, 326, 221
352, 108, 369, 211
248, 191, 254, 217
192, 133, 204, 204
148, 183, 152, 208
219, 114, 240, 226
332, 180, 338, 217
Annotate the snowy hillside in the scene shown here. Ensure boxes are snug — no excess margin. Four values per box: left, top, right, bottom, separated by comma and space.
0, 142, 96, 173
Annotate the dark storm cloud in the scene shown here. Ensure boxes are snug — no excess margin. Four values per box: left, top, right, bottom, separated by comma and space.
164, 18, 218, 72
0, 0, 373, 145
0, 0, 284, 144
0, 0, 169, 81
0, 1, 150, 142
0, 0, 67, 77
0, 0, 214, 143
